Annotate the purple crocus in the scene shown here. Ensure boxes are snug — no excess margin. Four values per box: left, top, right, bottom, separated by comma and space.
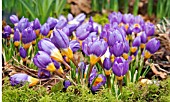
140, 32, 147, 49
33, 51, 56, 72
103, 58, 112, 75
109, 41, 124, 57
22, 27, 35, 49
51, 29, 73, 60
4, 25, 12, 34
38, 38, 63, 62
63, 80, 71, 89
10, 73, 39, 87
123, 41, 130, 59
19, 47, 27, 60
38, 69, 51, 79
107, 29, 124, 46
144, 22, 155, 37
67, 13, 74, 21
112, 57, 129, 77
109, 12, 123, 24
52, 59, 63, 74
17, 17, 30, 32
69, 40, 80, 52
33, 18, 41, 30
13, 29, 20, 47
40, 23, 50, 36
46, 17, 58, 29
89, 69, 106, 92
130, 36, 141, 53
55, 15, 67, 29
82, 38, 108, 65
76, 22, 93, 40
10, 15, 19, 24
144, 38, 160, 59
122, 13, 134, 24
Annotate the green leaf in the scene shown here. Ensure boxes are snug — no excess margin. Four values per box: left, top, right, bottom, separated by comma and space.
19, 0, 37, 19
51, 80, 64, 92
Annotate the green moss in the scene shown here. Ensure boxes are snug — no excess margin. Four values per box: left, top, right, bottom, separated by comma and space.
93, 14, 109, 26
2, 77, 170, 102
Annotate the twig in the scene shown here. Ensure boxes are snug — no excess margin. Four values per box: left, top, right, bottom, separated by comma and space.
154, 64, 170, 74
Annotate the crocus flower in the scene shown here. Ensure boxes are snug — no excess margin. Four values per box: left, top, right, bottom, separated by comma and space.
76, 22, 93, 40
51, 29, 73, 60
123, 40, 130, 60
109, 12, 122, 24
68, 13, 86, 25
19, 47, 27, 61
63, 80, 71, 89
144, 22, 155, 37
10, 15, 19, 24
33, 18, 41, 30
47, 17, 58, 29
122, 13, 134, 24
140, 32, 147, 49
10, 73, 39, 87
89, 69, 106, 92
38, 69, 51, 79
2, 32, 10, 39
33, 51, 56, 72
38, 38, 63, 62
107, 29, 124, 46
17, 17, 30, 32
55, 15, 67, 29
4, 25, 12, 34
69, 40, 80, 52
145, 38, 160, 59
112, 57, 129, 79
130, 36, 141, 53
22, 27, 35, 49
103, 58, 112, 75
13, 29, 20, 47
40, 23, 50, 36
109, 41, 124, 57
82, 38, 108, 65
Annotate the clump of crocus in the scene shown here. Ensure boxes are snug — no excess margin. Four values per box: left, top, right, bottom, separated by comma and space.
10, 73, 39, 87
63, 80, 71, 90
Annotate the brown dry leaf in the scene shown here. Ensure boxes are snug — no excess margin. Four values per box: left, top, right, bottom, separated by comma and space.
150, 63, 167, 79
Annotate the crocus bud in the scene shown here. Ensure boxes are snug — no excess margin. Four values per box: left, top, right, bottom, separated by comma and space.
10, 15, 19, 24
4, 25, 12, 34
144, 22, 155, 37
112, 57, 129, 80
123, 41, 130, 60
19, 47, 27, 61
69, 40, 80, 52
140, 32, 147, 49
40, 23, 50, 36
14, 29, 20, 47
63, 80, 71, 89
38, 69, 51, 79
109, 41, 124, 57
47, 17, 58, 29
33, 51, 56, 72
55, 15, 67, 29
22, 27, 35, 49
103, 58, 112, 75
109, 12, 122, 24
67, 13, 73, 21
130, 36, 141, 53
51, 29, 73, 60
145, 38, 160, 59
17, 17, 30, 32
107, 30, 123, 46
10, 73, 39, 87
82, 38, 108, 65
33, 18, 41, 30
38, 38, 63, 62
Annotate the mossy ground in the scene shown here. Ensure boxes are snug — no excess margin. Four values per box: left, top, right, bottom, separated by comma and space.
2, 77, 170, 102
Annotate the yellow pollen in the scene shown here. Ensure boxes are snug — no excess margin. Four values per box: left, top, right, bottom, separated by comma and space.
123, 53, 129, 60
14, 41, 20, 47
134, 23, 140, 28
125, 24, 129, 31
